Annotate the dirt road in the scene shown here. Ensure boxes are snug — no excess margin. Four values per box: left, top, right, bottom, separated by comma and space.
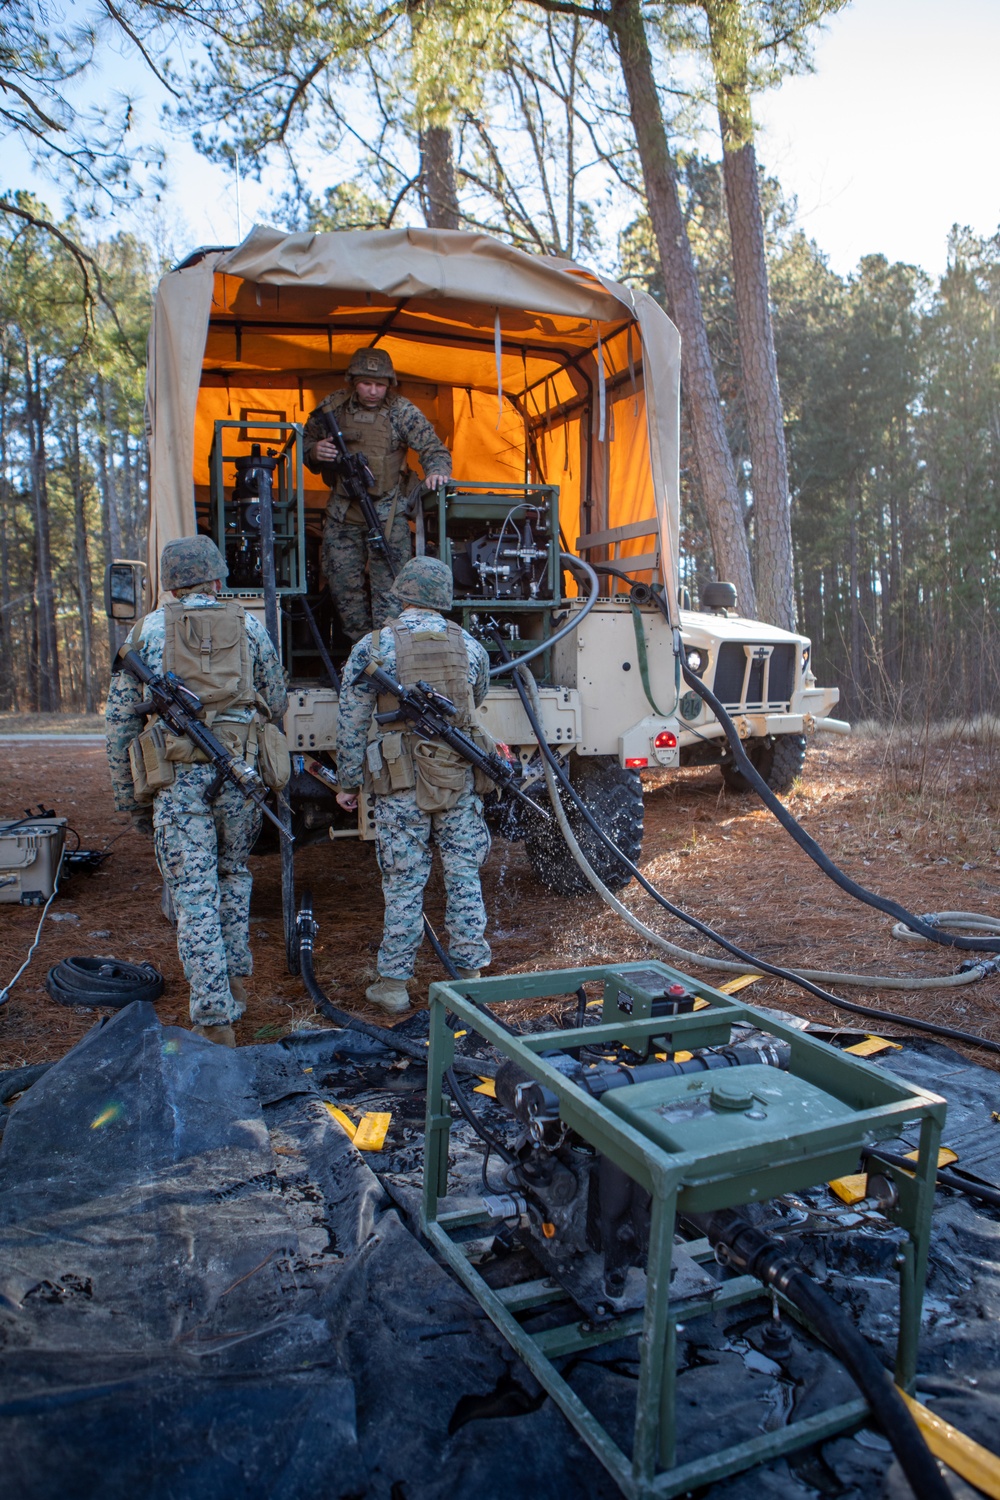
2, 733, 998, 1068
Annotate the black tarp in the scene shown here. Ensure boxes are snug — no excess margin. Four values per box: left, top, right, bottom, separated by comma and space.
2, 1004, 999, 1499
0, 1003, 606, 1499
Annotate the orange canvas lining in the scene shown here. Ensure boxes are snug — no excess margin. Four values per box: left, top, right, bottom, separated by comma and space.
194, 273, 658, 568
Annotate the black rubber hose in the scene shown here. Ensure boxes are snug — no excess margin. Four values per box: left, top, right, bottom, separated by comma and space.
0, 1062, 53, 1105
690, 1210, 952, 1500
0, 1061, 54, 1141
420, 917, 518, 1164
488, 553, 600, 678
295, 895, 494, 1078
783, 1268, 951, 1499
864, 1147, 1000, 1212
679, 661, 1000, 956
501, 642, 1000, 1056
45, 956, 164, 1009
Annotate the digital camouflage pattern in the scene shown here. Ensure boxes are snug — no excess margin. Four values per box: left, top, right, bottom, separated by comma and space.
153, 771, 261, 1023
321, 501, 412, 641
160, 535, 229, 592
346, 347, 397, 383
302, 391, 448, 490
374, 785, 491, 979
105, 592, 287, 1025
387, 555, 453, 613
303, 388, 451, 641
337, 608, 491, 979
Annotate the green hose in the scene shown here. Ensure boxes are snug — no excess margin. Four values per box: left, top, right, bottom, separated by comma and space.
629, 598, 679, 718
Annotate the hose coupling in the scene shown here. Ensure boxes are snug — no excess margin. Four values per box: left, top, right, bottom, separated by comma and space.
959, 957, 1000, 977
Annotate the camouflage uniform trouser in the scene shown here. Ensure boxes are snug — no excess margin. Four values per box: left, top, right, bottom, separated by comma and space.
373, 781, 491, 980
322, 497, 413, 642
152, 766, 262, 1025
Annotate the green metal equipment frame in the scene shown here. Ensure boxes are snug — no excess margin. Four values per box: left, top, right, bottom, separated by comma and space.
208, 419, 307, 596
421, 961, 945, 1499
418, 480, 562, 681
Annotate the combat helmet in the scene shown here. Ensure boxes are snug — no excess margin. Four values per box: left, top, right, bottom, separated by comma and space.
346, 346, 397, 385
160, 535, 228, 592
388, 556, 453, 613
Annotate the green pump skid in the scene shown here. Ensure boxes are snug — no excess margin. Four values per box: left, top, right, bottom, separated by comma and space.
420, 961, 945, 1500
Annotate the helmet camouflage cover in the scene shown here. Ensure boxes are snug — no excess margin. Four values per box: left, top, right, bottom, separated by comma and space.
388, 556, 453, 613
346, 346, 397, 385
160, 535, 229, 591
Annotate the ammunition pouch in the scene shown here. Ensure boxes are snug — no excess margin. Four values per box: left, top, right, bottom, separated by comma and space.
468, 724, 502, 795
255, 720, 291, 792
129, 722, 174, 801
364, 730, 415, 797
412, 740, 468, 813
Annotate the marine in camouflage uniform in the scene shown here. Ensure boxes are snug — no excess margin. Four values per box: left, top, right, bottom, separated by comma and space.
303, 347, 451, 642
105, 537, 287, 1039
335, 557, 491, 1013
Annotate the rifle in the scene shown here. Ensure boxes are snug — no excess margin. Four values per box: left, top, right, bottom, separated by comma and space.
358, 663, 550, 820
320, 404, 397, 575
120, 650, 292, 842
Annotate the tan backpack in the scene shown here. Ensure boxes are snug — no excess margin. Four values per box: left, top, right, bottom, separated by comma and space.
162, 597, 254, 710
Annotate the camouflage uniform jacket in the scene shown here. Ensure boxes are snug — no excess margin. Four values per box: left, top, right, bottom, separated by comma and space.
105, 595, 288, 814
336, 609, 489, 791
302, 390, 451, 515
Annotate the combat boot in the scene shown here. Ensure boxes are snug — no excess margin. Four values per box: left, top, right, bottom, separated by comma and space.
191, 1023, 237, 1048
365, 977, 411, 1016
456, 968, 481, 980
229, 976, 248, 1006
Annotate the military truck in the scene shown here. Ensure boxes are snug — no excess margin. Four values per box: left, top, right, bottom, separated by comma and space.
111, 226, 843, 902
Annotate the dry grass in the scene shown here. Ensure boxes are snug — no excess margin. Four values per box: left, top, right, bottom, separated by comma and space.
0, 711, 105, 735
2, 731, 998, 1070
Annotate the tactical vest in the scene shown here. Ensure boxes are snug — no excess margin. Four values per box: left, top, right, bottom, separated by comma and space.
364, 621, 487, 811
128, 599, 260, 798
321, 390, 407, 507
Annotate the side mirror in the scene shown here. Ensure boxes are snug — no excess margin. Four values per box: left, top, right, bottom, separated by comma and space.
104, 560, 147, 621
701, 581, 737, 614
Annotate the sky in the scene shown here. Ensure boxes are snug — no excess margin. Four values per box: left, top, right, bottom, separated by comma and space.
6, 0, 1000, 279
755, 0, 1000, 277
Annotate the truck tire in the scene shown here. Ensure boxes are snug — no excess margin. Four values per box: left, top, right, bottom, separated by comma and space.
721, 733, 806, 795
525, 754, 644, 896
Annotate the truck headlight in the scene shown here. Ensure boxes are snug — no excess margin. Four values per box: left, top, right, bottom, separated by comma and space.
684, 647, 706, 675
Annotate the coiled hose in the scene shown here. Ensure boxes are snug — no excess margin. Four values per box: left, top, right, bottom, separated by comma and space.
689, 1209, 953, 1500
507, 656, 1000, 1056
45, 956, 164, 1008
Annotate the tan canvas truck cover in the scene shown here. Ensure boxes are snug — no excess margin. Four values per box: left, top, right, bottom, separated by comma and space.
145, 225, 681, 620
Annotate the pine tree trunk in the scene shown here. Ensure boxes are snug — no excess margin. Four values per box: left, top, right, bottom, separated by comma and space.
0, 380, 15, 711
705, 0, 794, 628
419, 125, 461, 230
23, 347, 61, 711
70, 409, 96, 713
849, 510, 861, 711
610, 0, 756, 614
97, 378, 125, 659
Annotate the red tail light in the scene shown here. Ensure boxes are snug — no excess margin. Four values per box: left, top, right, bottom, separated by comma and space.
654, 730, 677, 749
624, 757, 648, 768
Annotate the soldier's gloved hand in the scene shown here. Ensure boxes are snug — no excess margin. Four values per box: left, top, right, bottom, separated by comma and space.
130, 810, 154, 839
313, 438, 342, 465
